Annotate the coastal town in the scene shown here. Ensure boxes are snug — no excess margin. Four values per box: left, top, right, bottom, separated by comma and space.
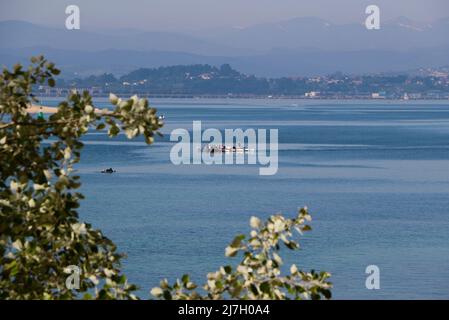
34, 64, 449, 100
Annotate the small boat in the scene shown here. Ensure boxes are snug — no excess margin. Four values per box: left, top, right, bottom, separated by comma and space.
101, 168, 116, 174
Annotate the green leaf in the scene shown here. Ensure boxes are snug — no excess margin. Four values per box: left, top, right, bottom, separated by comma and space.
48, 78, 55, 87
260, 282, 271, 294
162, 290, 172, 300
230, 234, 245, 248
249, 284, 259, 296
321, 289, 332, 299
108, 125, 120, 136
181, 274, 189, 285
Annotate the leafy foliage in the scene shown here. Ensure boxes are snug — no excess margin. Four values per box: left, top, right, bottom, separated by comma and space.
0, 56, 163, 299
151, 208, 332, 300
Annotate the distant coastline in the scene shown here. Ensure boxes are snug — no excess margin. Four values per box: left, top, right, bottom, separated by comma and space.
33, 64, 449, 101
33, 93, 449, 101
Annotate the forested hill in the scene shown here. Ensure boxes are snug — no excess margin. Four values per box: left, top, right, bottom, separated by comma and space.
65, 64, 269, 95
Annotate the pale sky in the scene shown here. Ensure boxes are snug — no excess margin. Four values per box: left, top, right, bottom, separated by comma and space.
0, 0, 448, 32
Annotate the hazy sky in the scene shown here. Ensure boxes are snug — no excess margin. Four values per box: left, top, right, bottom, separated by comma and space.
1, 0, 448, 32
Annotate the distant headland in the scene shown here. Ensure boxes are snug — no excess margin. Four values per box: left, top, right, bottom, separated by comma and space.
34, 64, 449, 100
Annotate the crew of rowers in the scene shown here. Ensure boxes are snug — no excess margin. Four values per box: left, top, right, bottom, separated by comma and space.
204, 144, 249, 154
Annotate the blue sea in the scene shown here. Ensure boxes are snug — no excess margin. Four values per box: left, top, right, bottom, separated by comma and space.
41, 98, 449, 299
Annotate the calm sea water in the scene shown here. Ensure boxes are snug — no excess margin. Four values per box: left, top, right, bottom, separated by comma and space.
42, 98, 449, 299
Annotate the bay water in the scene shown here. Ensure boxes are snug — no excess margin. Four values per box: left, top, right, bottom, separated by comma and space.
41, 98, 449, 299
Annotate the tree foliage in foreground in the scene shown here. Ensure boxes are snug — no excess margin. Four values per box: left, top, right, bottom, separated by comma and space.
1, 56, 331, 300
151, 208, 332, 300
0, 56, 163, 299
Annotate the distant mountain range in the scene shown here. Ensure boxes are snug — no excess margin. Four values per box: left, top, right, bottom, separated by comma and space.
1, 18, 449, 77
192, 16, 449, 51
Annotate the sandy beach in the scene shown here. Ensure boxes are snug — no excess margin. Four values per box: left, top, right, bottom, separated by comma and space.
27, 105, 58, 114
27, 105, 107, 114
